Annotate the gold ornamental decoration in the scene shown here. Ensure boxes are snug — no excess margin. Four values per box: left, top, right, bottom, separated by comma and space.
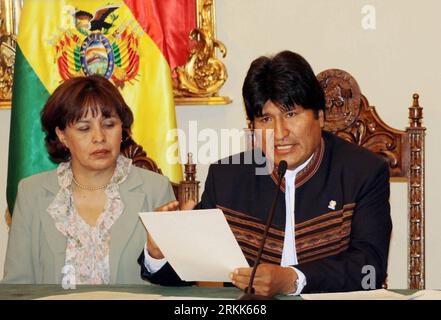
0, 0, 20, 108
174, 0, 231, 105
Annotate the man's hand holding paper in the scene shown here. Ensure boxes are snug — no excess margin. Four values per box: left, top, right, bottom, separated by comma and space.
140, 208, 249, 282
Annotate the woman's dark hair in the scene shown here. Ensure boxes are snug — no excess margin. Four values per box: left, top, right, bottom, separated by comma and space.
242, 50, 325, 121
41, 75, 134, 163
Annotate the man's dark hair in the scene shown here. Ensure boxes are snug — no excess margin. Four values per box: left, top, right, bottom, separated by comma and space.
41, 75, 134, 163
242, 50, 325, 121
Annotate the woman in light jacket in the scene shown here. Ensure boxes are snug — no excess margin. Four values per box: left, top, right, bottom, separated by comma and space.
3, 76, 175, 284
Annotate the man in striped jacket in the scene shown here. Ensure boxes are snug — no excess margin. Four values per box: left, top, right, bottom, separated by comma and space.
140, 51, 392, 296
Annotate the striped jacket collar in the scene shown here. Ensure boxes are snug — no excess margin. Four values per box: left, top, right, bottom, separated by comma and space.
271, 137, 325, 191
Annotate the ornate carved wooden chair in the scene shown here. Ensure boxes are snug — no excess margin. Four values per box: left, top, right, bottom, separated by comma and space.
317, 69, 425, 289
121, 135, 200, 205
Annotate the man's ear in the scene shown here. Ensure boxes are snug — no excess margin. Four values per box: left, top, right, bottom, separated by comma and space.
248, 119, 254, 130
55, 127, 67, 147
318, 110, 325, 128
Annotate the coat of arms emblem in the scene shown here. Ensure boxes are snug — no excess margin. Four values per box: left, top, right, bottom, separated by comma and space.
50, 5, 141, 88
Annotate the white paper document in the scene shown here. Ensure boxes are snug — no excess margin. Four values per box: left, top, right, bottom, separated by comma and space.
36, 292, 233, 300
301, 289, 407, 300
36, 291, 163, 300
301, 289, 441, 300
407, 290, 441, 300
139, 209, 250, 282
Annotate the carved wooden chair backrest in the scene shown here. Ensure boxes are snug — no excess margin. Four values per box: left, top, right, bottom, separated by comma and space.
317, 69, 426, 289
121, 135, 200, 205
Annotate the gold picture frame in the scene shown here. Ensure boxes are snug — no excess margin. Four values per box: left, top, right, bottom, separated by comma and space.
0, 0, 229, 109
0, 0, 20, 109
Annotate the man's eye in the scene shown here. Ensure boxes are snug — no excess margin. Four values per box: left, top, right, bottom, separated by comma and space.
285, 111, 297, 118
259, 117, 271, 123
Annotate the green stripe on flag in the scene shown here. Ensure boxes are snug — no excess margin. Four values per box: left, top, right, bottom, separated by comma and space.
7, 45, 56, 213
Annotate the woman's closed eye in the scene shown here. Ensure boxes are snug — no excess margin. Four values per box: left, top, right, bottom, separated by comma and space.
76, 126, 89, 132
103, 121, 115, 128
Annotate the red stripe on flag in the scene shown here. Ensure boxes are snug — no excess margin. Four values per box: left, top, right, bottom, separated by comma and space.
124, 0, 196, 71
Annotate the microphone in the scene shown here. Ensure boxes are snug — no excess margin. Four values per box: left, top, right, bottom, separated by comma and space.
238, 160, 288, 300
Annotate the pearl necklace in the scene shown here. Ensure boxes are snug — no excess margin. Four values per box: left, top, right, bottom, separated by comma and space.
72, 176, 109, 191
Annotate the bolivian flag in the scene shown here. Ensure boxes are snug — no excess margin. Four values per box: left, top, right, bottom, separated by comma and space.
7, 0, 193, 211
